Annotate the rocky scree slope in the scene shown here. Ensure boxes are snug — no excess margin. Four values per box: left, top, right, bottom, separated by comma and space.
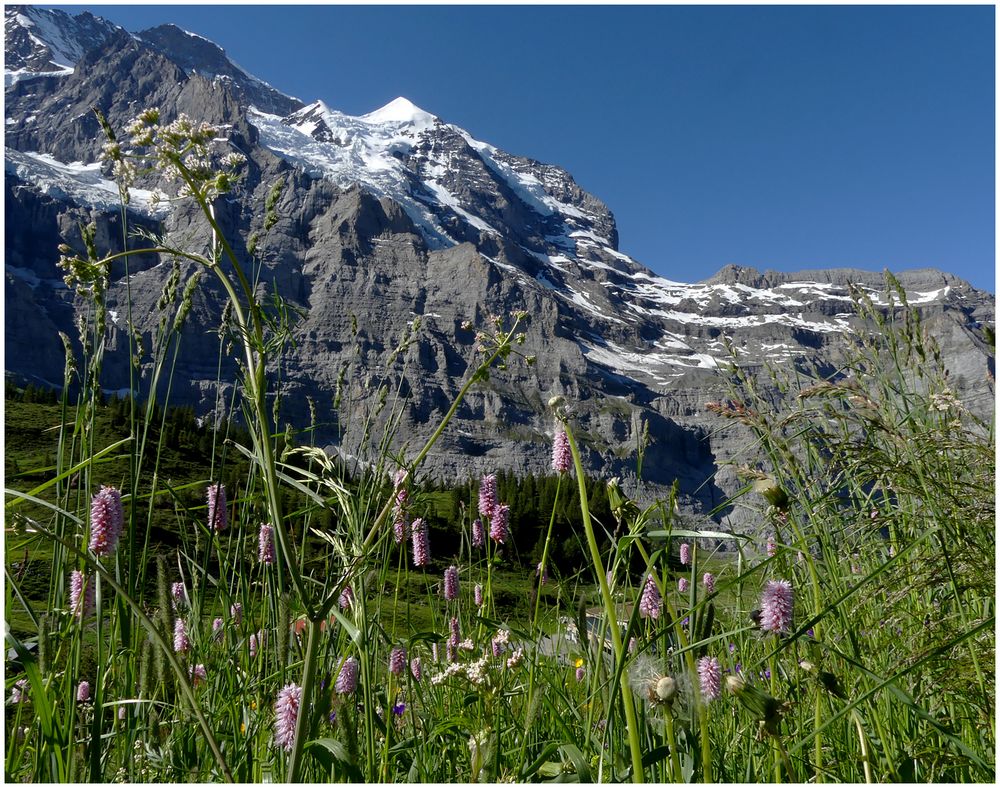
5, 6, 995, 534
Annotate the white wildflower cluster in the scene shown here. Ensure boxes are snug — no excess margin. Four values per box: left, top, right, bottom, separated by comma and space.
465, 655, 490, 686
430, 662, 465, 686
459, 638, 475, 651
102, 107, 247, 203
930, 390, 960, 412
505, 647, 524, 669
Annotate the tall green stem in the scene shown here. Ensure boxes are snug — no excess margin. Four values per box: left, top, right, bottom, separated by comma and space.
562, 422, 644, 783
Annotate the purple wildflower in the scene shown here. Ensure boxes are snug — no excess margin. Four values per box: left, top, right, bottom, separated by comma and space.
190, 664, 207, 686
638, 574, 662, 619
89, 485, 123, 556
678, 577, 689, 593
335, 657, 359, 695
249, 630, 261, 659
478, 474, 497, 519
766, 538, 777, 558
393, 511, 409, 544
411, 518, 430, 567
207, 483, 227, 533
76, 681, 91, 703
173, 619, 189, 653
410, 657, 422, 681
552, 431, 571, 474
760, 579, 793, 633
471, 518, 485, 549
697, 656, 722, 702
389, 646, 406, 676
575, 666, 585, 682
212, 617, 224, 640
11, 678, 28, 704
339, 585, 354, 611
69, 570, 94, 618
702, 572, 716, 595
679, 543, 691, 565
259, 523, 275, 565
474, 583, 484, 608
273, 683, 301, 752
230, 602, 243, 625
171, 581, 185, 608
489, 503, 510, 544
392, 702, 406, 716
443, 565, 459, 601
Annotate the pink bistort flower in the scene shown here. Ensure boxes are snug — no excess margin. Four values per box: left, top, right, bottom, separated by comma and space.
335, 657, 359, 695
443, 565, 459, 601
702, 572, 716, 595
639, 574, 661, 619
471, 518, 485, 549
89, 485, 123, 556
490, 503, 510, 544
697, 656, 722, 702
173, 619, 189, 653
259, 523, 275, 565
411, 518, 430, 567
207, 483, 227, 533
76, 681, 91, 703
273, 683, 301, 752
760, 579, 793, 633
478, 474, 497, 519
69, 570, 94, 618
552, 431, 571, 474
389, 646, 406, 676
679, 543, 691, 566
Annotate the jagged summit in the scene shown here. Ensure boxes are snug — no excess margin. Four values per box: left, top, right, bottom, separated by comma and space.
4, 4, 119, 84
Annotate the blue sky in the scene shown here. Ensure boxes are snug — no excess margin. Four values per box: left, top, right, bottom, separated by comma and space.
55, 4, 995, 291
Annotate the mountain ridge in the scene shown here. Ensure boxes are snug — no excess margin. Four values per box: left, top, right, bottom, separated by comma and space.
4, 5, 994, 534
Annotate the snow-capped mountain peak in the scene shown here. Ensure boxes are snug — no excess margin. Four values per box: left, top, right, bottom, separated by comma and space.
362, 96, 437, 128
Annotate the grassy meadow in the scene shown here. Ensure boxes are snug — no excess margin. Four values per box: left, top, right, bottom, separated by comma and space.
3, 110, 995, 783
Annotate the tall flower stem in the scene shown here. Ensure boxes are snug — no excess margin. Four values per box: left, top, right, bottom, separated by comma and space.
518, 473, 563, 769
287, 618, 322, 782
562, 421, 644, 783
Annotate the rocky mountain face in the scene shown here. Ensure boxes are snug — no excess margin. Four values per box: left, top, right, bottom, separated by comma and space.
5, 6, 995, 534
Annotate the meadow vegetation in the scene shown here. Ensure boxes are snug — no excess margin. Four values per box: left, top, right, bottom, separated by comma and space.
4, 110, 994, 783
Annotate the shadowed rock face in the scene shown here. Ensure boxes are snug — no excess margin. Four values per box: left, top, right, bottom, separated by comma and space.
5, 7, 995, 534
